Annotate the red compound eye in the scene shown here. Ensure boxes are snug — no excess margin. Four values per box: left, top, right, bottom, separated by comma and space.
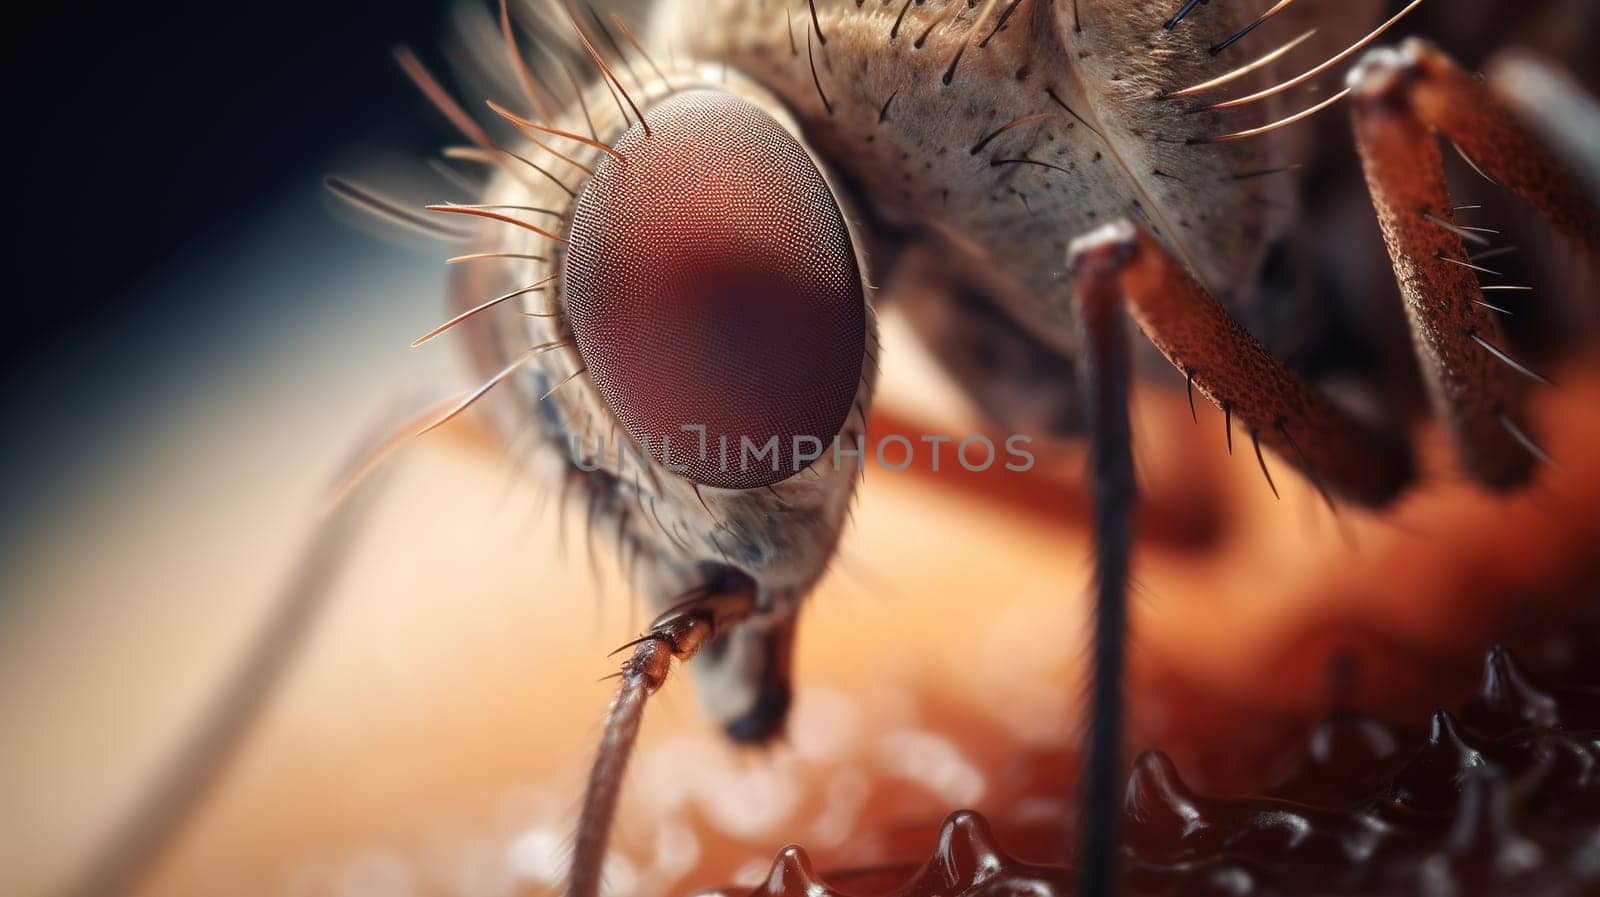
563, 89, 866, 490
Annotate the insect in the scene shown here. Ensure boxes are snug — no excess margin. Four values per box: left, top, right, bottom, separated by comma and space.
333, 0, 1600, 894
74, 1, 1600, 896
364, 0, 1596, 893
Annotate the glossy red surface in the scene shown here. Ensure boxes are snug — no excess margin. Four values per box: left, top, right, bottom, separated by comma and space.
722, 637, 1600, 897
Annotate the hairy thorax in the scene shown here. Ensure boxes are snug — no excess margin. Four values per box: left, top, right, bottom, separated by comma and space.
657, 0, 1314, 351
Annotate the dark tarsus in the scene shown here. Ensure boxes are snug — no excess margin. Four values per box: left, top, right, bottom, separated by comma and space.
1070, 238, 1138, 897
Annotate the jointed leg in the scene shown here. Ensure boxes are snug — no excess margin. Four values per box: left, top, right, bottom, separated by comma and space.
1486, 53, 1600, 208
1064, 219, 1416, 895
1063, 45, 1600, 896
1350, 42, 1548, 489
1370, 39, 1599, 253
1074, 223, 1417, 507
1067, 235, 1136, 897
566, 590, 756, 897
1348, 41, 1579, 489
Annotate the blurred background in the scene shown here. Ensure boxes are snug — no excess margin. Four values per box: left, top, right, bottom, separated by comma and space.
6, 0, 447, 516
4, 3, 458, 893
5, 2, 1600, 897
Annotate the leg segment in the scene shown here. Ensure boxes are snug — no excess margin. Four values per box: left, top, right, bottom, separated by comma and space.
567, 590, 756, 897
1067, 234, 1137, 897
1063, 219, 1415, 896
1076, 223, 1417, 508
1486, 53, 1600, 208
1381, 39, 1599, 253
1349, 43, 1562, 489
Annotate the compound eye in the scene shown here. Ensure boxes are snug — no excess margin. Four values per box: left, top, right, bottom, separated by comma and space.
563, 88, 866, 489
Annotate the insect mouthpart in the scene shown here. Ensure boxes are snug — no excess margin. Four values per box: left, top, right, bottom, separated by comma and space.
563, 87, 868, 490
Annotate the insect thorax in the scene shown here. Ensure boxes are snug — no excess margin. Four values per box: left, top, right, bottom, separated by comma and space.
654, 0, 1305, 352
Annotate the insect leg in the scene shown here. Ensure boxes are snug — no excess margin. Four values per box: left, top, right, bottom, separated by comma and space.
1349, 42, 1582, 488
568, 589, 757, 897
1063, 220, 1417, 895
1360, 39, 1599, 253
1486, 52, 1600, 208
1065, 233, 1137, 897
1071, 222, 1417, 509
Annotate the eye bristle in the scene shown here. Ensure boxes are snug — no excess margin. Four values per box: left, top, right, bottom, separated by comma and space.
564, 88, 866, 489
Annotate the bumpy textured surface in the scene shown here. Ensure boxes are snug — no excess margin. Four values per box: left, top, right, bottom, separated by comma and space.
715, 642, 1600, 897
564, 89, 865, 490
